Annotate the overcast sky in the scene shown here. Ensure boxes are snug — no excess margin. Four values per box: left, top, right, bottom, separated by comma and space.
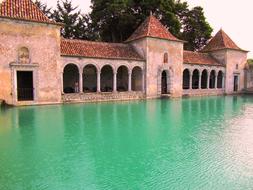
42, 0, 253, 58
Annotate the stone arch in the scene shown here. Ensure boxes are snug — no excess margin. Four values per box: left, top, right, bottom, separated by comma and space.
18, 47, 30, 64
209, 70, 216, 89
83, 64, 97, 93
101, 65, 113, 92
201, 69, 208, 89
117, 65, 129, 92
161, 70, 171, 94
192, 69, 200, 89
183, 69, 190, 89
63, 63, 80, 93
217, 70, 223, 89
132, 66, 143, 91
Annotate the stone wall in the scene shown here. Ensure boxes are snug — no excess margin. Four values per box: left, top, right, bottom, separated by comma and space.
62, 92, 145, 103
145, 38, 184, 98
0, 18, 62, 105
245, 66, 253, 89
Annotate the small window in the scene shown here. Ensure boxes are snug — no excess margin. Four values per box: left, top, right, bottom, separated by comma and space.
236, 64, 239, 70
164, 53, 168, 63
18, 47, 30, 64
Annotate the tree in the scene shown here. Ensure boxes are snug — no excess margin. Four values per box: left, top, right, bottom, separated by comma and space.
89, 0, 182, 42
34, 0, 52, 18
89, 0, 213, 50
178, 6, 213, 51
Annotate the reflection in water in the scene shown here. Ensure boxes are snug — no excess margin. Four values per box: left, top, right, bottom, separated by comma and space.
0, 96, 253, 190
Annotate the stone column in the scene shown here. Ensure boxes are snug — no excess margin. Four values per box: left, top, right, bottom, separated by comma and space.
128, 71, 132, 92
97, 70, 101, 92
189, 72, 193, 90
113, 71, 117, 92
61, 72, 64, 94
198, 73, 202, 89
207, 73, 210, 89
222, 74, 225, 89
142, 71, 145, 92
79, 71, 83, 93
215, 73, 218, 89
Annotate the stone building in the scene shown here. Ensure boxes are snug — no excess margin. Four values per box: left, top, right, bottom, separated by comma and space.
0, 0, 249, 106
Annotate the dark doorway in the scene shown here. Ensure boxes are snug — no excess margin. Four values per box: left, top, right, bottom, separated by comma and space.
17, 71, 34, 101
161, 71, 168, 94
234, 75, 239, 92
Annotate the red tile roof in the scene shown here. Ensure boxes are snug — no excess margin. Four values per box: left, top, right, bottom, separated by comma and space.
201, 29, 246, 52
0, 0, 57, 25
126, 15, 182, 42
183, 51, 224, 66
61, 39, 144, 61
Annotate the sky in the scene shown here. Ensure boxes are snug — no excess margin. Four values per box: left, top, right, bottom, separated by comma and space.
42, 0, 253, 58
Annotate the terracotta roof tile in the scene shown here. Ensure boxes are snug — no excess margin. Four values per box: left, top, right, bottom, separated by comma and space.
0, 0, 56, 24
61, 39, 144, 61
183, 50, 223, 66
126, 15, 182, 42
201, 29, 245, 52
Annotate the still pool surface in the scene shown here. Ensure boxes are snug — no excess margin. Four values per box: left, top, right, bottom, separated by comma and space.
1, 96, 253, 190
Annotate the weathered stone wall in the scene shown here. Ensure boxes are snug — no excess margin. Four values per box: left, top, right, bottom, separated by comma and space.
225, 50, 247, 94
0, 18, 62, 105
209, 49, 247, 94
245, 66, 253, 89
62, 91, 145, 103
145, 38, 184, 98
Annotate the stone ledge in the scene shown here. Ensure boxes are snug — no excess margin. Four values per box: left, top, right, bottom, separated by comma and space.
62, 92, 145, 103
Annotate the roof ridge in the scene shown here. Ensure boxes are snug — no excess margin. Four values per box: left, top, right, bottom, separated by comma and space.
62, 38, 129, 46
0, 0, 57, 25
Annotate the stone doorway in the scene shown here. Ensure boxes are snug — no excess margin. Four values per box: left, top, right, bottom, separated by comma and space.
161, 70, 169, 94
234, 75, 239, 92
17, 71, 34, 101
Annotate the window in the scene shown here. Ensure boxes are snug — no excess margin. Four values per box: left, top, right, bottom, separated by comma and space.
236, 64, 239, 70
164, 53, 168, 63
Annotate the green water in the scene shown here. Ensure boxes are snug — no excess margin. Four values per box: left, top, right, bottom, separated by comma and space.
1, 96, 253, 190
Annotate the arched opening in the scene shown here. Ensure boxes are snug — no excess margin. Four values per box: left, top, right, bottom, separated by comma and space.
117, 66, 128, 92
183, 69, 190, 89
164, 53, 168, 63
63, 64, 79, 93
192, 69, 199, 89
201, 70, 208, 89
217, 71, 223, 89
101, 65, 113, 92
132, 66, 142, 91
209, 70, 216, 89
161, 71, 169, 94
83, 64, 97, 93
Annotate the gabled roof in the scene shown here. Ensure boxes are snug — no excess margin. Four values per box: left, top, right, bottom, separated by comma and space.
0, 0, 57, 25
126, 15, 182, 42
183, 50, 224, 66
61, 39, 144, 61
201, 29, 246, 52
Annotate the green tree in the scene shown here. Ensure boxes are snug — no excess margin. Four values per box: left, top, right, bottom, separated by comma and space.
179, 6, 213, 51
89, 0, 213, 50
34, 0, 52, 18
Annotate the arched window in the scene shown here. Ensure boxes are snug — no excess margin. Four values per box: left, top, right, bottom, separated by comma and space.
164, 53, 168, 63
217, 71, 223, 89
63, 64, 79, 93
117, 66, 129, 92
183, 69, 190, 89
18, 47, 30, 64
192, 69, 200, 89
83, 64, 97, 93
132, 66, 143, 91
201, 70, 208, 89
209, 70, 216, 89
101, 65, 113, 92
